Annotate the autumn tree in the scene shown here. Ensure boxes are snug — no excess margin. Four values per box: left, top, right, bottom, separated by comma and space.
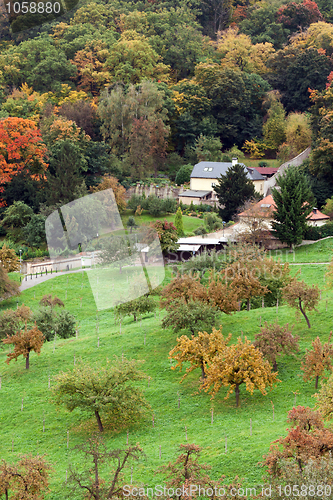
0, 264, 20, 301
39, 294, 64, 310
301, 334, 333, 389
207, 271, 240, 314
90, 175, 127, 212
0, 305, 32, 343
0, 118, 48, 206
162, 300, 220, 335
157, 443, 219, 494
129, 116, 169, 180
202, 337, 280, 407
0, 244, 20, 272
71, 39, 112, 95
224, 261, 268, 311
3, 324, 45, 370
0, 454, 52, 500
169, 327, 231, 381
67, 435, 143, 500
216, 27, 274, 75
254, 322, 299, 371
52, 358, 150, 432
160, 273, 208, 310
283, 279, 320, 328
262, 406, 333, 477
314, 373, 333, 420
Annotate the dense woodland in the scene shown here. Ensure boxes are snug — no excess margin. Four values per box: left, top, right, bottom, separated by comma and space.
1, 0, 333, 225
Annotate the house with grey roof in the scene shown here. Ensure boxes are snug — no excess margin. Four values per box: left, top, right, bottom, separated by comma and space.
178, 158, 265, 206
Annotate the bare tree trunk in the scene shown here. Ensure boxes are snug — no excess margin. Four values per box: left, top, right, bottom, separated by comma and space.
235, 384, 240, 407
201, 363, 206, 380
95, 410, 104, 433
26, 352, 30, 370
273, 359, 278, 371
315, 375, 319, 390
247, 298, 250, 311
299, 298, 311, 328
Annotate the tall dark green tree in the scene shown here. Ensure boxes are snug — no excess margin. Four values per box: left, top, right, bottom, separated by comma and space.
215, 163, 255, 222
271, 167, 315, 249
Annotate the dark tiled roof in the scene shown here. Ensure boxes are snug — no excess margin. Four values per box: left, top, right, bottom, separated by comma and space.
179, 190, 211, 198
190, 161, 264, 181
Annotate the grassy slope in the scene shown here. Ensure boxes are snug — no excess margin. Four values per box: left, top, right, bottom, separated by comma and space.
269, 238, 333, 263
0, 249, 332, 498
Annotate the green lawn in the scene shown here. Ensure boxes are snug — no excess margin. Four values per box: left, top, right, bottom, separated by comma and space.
241, 158, 281, 169
269, 237, 333, 263
120, 210, 204, 235
1, 258, 333, 498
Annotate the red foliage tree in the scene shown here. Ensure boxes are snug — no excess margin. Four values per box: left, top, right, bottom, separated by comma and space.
263, 406, 333, 476
0, 117, 48, 206
277, 0, 323, 31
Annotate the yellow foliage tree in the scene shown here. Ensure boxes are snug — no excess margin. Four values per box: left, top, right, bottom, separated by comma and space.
202, 337, 280, 407
216, 27, 274, 75
0, 244, 20, 272
169, 327, 231, 381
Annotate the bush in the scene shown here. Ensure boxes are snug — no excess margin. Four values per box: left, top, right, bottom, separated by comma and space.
304, 223, 333, 241
194, 226, 207, 235
33, 307, 76, 341
259, 161, 269, 168
204, 212, 223, 232
147, 196, 164, 216
114, 295, 156, 322
55, 310, 76, 339
175, 164, 193, 185
162, 198, 177, 213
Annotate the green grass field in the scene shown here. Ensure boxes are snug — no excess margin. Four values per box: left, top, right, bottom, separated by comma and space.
0, 257, 332, 499
121, 210, 204, 235
269, 237, 333, 263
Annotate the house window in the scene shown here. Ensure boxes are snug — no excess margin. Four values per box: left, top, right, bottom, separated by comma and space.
212, 182, 216, 188
203, 167, 213, 172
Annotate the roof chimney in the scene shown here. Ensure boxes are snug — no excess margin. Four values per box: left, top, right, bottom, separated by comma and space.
232, 157, 238, 167
313, 207, 317, 214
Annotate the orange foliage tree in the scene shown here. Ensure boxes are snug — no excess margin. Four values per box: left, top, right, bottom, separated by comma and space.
0, 454, 52, 499
3, 324, 45, 369
262, 406, 333, 477
254, 322, 299, 371
283, 279, 320, 328
0, 117, 48, 206
90, 175, 127, 212
301, 334, 333, 389
160, 274, 208, 310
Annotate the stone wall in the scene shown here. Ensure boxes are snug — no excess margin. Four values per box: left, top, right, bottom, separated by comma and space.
125, 183, 182, 200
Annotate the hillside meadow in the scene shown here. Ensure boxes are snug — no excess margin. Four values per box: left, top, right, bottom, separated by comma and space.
0, 247, 332, 498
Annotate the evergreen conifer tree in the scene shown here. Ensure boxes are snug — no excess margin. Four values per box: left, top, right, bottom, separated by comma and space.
174, 207, 185, 236
215, 163, 255, 221
271, 167, 315, 249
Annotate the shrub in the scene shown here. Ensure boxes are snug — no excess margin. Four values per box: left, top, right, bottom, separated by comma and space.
32, 307, 76, 341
